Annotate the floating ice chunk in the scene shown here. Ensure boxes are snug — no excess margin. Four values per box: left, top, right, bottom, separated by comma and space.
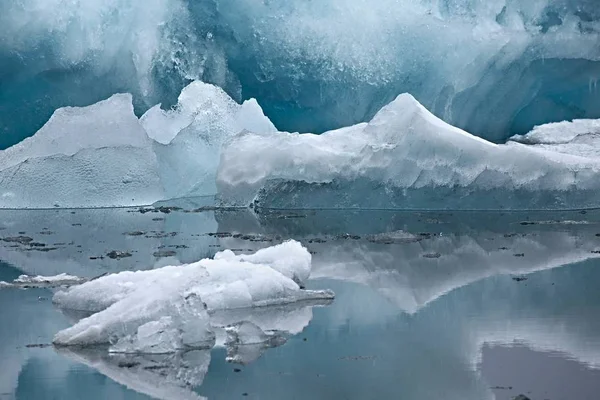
53, 241, 333, 350
217, 94, 600, 210
53, 279, 214, 352
0, 95, 163, 209
142, 81, 276, 199
511, 119, 600, 145
510, 118, 600, 159
0, 274, 86, 289
53, 240, 326, 313
214, 240, 312, 286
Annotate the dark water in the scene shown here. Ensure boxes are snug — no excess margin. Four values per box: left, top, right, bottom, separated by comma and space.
1, 205, 600, 400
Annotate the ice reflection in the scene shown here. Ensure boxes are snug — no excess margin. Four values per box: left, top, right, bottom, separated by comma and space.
56, 348, 211, 400
2, 206, 600, 399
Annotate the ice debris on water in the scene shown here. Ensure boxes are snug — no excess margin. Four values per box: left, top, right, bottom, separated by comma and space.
0, 274, 86, 288
52, 240, 334, 353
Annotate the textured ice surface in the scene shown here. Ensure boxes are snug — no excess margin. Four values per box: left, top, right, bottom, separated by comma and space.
0, 81, 273, 208
510, 118, 600, 159
4, 78, 599, 210
53, 241, 333, 351
0, 95, 163, 209
218, 94, 600, 210
142, 81, 276, 199
0, 274, 86, 289
1, 0, 599, 148
53, 277, 215, 352
214, 240, 311, 287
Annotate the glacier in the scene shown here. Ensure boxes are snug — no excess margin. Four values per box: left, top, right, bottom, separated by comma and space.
217, 93, 600, 210
1, 0, 599, 150
52, 240, 334, 352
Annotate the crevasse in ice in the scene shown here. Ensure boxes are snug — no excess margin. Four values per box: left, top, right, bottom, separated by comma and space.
217, 94, 600, 210
52, 240, 334, 352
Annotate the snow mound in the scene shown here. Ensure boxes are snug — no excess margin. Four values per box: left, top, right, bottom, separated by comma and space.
53, 241, 333, 352
217, 93, 600, 210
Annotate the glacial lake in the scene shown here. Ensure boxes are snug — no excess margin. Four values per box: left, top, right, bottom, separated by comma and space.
1, 203, 600, 400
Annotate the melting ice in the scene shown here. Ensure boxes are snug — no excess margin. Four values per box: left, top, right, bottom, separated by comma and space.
52, 240, 334, 353
2, 79, 600, 210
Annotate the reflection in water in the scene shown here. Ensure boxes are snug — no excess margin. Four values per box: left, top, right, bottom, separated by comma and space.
1, 206, 600, 399
56, 348, 211, 400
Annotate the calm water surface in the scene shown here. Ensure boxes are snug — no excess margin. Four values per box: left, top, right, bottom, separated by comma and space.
1, 205, 600, 400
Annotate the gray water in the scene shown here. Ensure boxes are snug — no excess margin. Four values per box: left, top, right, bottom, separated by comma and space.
1, 204, 600, 400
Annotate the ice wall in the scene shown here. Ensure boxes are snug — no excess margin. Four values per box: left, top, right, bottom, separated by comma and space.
1, 0, 599, 149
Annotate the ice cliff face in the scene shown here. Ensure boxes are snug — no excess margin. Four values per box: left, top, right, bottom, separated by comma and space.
1, 0, 599, 149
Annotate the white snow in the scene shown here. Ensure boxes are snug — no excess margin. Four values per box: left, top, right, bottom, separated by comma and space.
52, 241, 334, 352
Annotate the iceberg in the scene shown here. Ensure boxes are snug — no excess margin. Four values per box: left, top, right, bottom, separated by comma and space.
510, 118, 600, 159
0, 274, 86, 289
142, 81, 276, 199
52, 241, 334, 351
2, 78, 599, 211
217, 94, 600, 210
0, 94, 163, 209
0, 81, 274, 209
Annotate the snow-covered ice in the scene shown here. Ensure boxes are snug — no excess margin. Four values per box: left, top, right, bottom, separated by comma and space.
510, 118, 600, 159
2, 80, 600, 210
52, 241, 334, 352
0, 95, 163, 209
217, 94, 600, 210
0, 81, 273, 209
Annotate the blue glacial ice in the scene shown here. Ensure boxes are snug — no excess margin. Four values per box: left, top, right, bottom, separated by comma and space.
1, 0, 600, 149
